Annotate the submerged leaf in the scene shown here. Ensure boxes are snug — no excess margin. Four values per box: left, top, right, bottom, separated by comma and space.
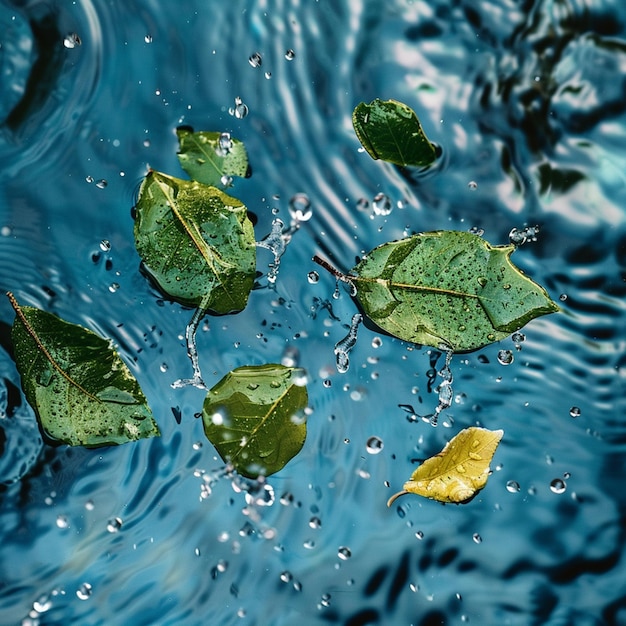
176, 127, 249, 187
387, 427, 503, 505
133, 170, 256, 313
352, 98, 436, 167
202, 364, 308, 478
7, 293, 160, 447
327, 230, 559, 352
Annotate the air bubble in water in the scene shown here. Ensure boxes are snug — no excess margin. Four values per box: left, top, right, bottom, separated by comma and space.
366, 436, 384, 454
229, 96, 248, 119
497, 350, 514, 365
307, 271, 319, 284
63, 33, 81, 48
288, 193, 312, 222
372, 192, 392, 216
248, 52, 262, 68
280, 571, 293, 583
56, 515, 69, 529
309, 516, 322, 529
338, 546, 351, 560
569, 406, 581, 418
144, 34, 153, 43
506, 480, 520, 493
550, 478, 566, 494
76, 583, 92, 600
106, 517, 123, 533
285, 49, 295, 60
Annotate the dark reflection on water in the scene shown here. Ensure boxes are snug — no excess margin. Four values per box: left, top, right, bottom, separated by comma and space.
1, 0, 625, 624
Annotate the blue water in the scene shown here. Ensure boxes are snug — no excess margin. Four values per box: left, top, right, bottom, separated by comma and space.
1, 1, 625, 624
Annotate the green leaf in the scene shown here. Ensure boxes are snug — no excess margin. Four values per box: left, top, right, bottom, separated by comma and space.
202, 364, 308, 478
176, 127, 249, 187
7, 293, 160, 447
352, 98, 436, 167
133, 170, 256, 313
387, 427, 504, 505
314, 230, 559, 352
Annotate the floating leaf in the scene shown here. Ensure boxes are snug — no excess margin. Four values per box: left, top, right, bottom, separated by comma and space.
314, 230, 559, 352
387, 427, 504, 505
134, 170, 256, 313
7, 293, 160, 447
352, 98, 436, 167
176, 127, 249, 187
202, 364, 308, 478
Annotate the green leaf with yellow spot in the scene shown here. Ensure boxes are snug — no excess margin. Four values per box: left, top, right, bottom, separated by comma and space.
202, 364, 308, 479
133, 170, 256, 313
7, 293, 159, 447
387, 427, 503, 505
352, 98, 436, 167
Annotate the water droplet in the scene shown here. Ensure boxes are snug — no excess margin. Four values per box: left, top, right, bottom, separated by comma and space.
216, 131, 232, 156
108, 282, 120, 293
319, 593, 331, 608
506, 480, 520, 493
497, 350, 514, 365
309, 516, 322, 529
256, 218, 289, 283
303, 539, 315, 549
334, 314, 362, 373
569, 406, 581, 418
338, 546, 351, 560
307, 271, 319, 284
237, 608, 246, 618
85, 499, 95, 511
216, 559, 228, 573
477, 276, 487, 287
366, 436, 384, 454
356, 197, 369, 211
469, 226, 484, 236
264, 71, 272, 79
106, 517, 123, 533
56, 515, 69, 529
96, 179, 108, 189
76, 582, 92, 600
508, 227, 526, 245
280, 571, 293, 583
248, 52, 262, 68
192, 441, 203, 451
229, 96, 248, 119
86, 175, 94, 183
371, 337, 382, 349
550, 478, 566, 494
63, 33, 81, 48
372, 192, 392, 216
415, 530, 424, 540
559, 293, 568, 302
467, 181, 478, 190
472, 533, 482, 544
288, 193, 312, 222
33, 594, 52, 613
99, 239, 111, 252
144, 34, 153, 43
285, 49, 296, 60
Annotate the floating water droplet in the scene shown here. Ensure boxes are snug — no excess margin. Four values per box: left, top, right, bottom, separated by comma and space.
285, 49, 296, 60
99, 239, 111, 252
256, 218, 289, 284
366, 436, 384, 454
508, 227, 526, 245
309, 516, 322, 529
559, 293, 568, 301
569, 406, 581, 418
280, 571, 293, 583
106, 517, 123, 533
415, 530, 424, 540
472, 533, 482, 544
497, 350, 514, 365
248, 52, 262, 68
229, 96, 248, 119
56, 515, 69, 529
85, 499, 95, 511
237, 608, 246, 618
319, 593, 331, 608
63, 33, 81, 48
76, 583, 92, 600
338, 546, 351, 560
356, 197, 369, 211
506, 480, 520, 493
303, 539, 315, 549
288, 193, 312, 222
469, 226, 484, 236
192, 441, 203, 450
334, 314, 362, 373
307, 271, 319, 284
144, 34, 153, 43
216, 131, 232, 156
372, 192, 392, 216
371, 337, 382, 349
467, 181, 478, 190
550, 478, 566, 494
33, 594, 52, 613
264, 71, 272, 79
85, 175, 94, 184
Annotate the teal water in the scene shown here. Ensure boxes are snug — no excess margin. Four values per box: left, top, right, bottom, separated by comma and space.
1, 1, 625, 624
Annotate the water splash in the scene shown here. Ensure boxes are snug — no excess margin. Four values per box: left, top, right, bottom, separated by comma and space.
428, 350, 454, 426
334, 313, 362, 373
256, 218, 292, 284
172, 298, 211, 389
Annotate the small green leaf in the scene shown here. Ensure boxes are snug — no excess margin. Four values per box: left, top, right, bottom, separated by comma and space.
176, 127, 249, 187
387, 427, 504, 505
314, 230, 559, 352
352, 98, 436, 167
133, 170, 256, 313
7, 293, 160, 447
202, 364, 308, 478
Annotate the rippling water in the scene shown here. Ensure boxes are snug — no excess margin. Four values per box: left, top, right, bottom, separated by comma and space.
1, 1, 625, 624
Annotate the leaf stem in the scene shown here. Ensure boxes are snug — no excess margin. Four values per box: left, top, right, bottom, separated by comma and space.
312, 255, 351, 283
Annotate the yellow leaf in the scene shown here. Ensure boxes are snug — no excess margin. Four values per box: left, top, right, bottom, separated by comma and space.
387, 427, 504, 505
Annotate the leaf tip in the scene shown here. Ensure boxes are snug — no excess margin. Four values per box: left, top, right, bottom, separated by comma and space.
387, 490, 408, 508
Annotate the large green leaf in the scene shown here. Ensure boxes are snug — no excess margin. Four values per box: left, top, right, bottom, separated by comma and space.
176, 127, 249, 187
315, 231, 559, 352
387, 427, 504, 505
202, 364, 308, 478
7, 293, 160, 447
352, 98, 436, 167
134, 170, 256, 313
